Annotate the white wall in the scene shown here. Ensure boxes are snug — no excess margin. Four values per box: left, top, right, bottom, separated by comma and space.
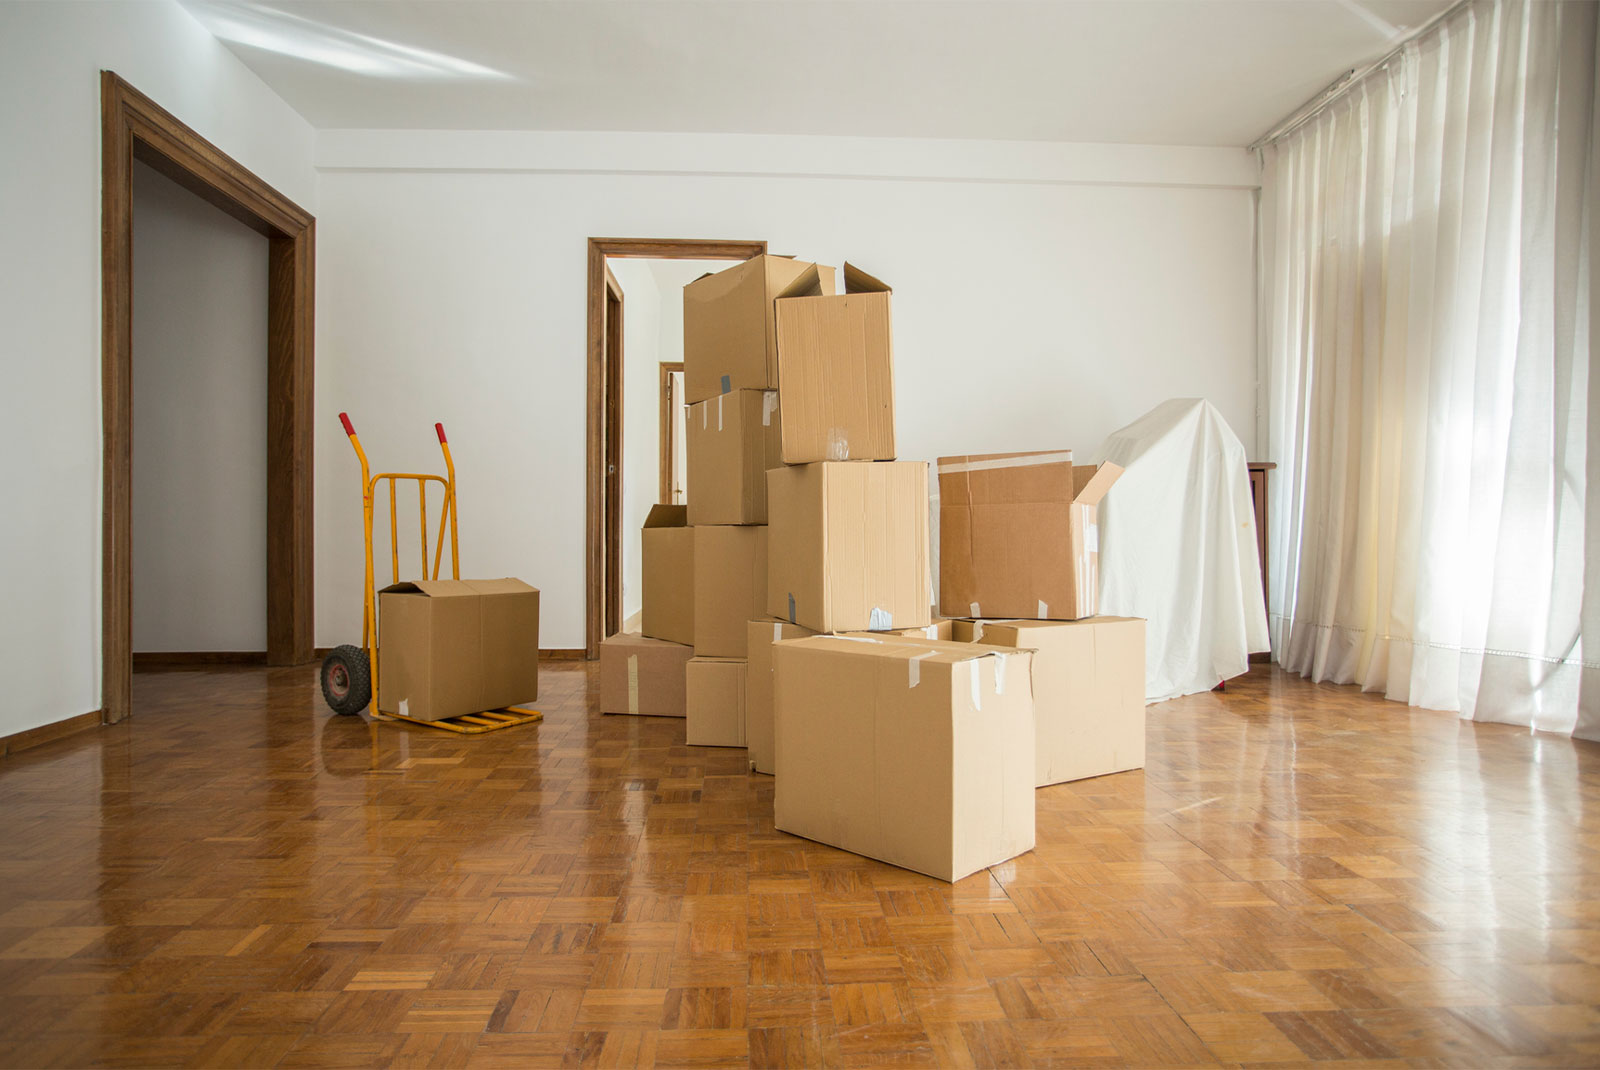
315, 132, 1259, 650
605, 257, 662, 628
131, 161, 268, 653
0, 0, 316, 734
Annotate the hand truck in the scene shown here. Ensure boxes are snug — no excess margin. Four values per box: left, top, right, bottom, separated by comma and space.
319, 413, 543, 734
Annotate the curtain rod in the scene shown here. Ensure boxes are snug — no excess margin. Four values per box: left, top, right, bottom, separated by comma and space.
1247, 0, 1474, 152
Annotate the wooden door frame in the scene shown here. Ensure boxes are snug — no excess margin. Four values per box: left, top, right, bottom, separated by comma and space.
101, 71, 317, 724
584, 238, 766, 659
602, 267, 624, 640
658, 361, 684, 503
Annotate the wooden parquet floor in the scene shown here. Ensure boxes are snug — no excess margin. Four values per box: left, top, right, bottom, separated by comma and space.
0, 663, 1597, 1068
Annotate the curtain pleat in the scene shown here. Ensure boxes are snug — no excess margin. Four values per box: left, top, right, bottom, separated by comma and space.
1262, 0, 1598, 737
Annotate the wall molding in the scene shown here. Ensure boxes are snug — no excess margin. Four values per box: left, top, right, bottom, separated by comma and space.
0, 711, 101, 759
316, 130, 1262, 190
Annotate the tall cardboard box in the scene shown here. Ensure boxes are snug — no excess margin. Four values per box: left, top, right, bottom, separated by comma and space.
686, 390, 782, 525
377, 579, 540, 720
745, 618, 817, 774
772, 263, 896, 463
772, 635, 1035, 882
693, 526, 768, 657
642, 504, 694, 646
767, 461, 930, 634
960, 617, 1145, 786
686, 656, 747, 747
938, 452, 1123, 621
683, 255, 836, 404
599, 633, 694, 718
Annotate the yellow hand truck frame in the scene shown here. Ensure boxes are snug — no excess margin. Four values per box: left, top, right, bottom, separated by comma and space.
318, 412, 542, 734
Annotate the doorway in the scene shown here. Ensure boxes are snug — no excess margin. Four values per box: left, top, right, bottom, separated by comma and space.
101, 72, 316, 723
585, 239, 766, 658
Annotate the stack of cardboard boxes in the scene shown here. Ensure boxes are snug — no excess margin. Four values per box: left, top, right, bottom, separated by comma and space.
601, 253, 1148, 883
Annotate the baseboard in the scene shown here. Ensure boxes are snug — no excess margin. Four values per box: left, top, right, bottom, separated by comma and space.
133, 651, 267, 669
0, 710, 101, 758
312, 647, 587, 661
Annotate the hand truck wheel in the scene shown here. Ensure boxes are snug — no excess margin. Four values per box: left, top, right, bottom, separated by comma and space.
320, 645, 372, 716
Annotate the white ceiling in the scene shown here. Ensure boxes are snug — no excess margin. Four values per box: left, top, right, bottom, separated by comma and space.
181, 0, 1455, 147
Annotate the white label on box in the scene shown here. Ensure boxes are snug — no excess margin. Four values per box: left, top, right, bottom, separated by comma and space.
762, 391, 777, 426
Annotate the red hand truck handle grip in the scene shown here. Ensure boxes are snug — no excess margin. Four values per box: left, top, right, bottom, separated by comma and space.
436, 422, 448, 444
339, 412, 356, 436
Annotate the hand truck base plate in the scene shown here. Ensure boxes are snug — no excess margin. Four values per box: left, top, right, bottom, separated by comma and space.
373, 705, 543, 734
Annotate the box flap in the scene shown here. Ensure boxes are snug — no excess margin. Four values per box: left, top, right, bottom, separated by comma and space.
775, 263, 828, 301
1071, 462, 1124, 506
377, 579, 478, 597
843, 262, 891, 295
797, 634, 1011, 667
643, 503, 689, 529
465, 578, 538, 596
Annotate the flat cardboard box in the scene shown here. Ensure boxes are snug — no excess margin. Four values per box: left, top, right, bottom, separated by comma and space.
938, 451, 1123, 621
686, 656, 747, 747
377, 578, 540, 720
745, 618, 817, 774
767, 461, 930, 634
642, 504, 695, 646
599, 633, 694, 717
693, 526, 768, 658
773, 263, 896, 463
683, 255, 836, 404
772, 635, 1035, 882
686, 389, 782, 525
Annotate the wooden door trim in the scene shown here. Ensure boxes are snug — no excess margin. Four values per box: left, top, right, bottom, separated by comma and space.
602, 268, 624, 640
658, 361, 684, 503
101, 71, 316, 724
584, 238, 765, 659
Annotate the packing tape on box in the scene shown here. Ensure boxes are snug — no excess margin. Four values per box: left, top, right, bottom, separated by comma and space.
720, 374, 731, 394
717, 394, 724, 431
970, 663, 983, 711
937, 451, 1073, 475
867, 607, 892, 631
1038, 600, 1049, 618
827, 427, 850, 461
1085, 521, 1098, 551
907, 650, 935, 687
787, 593, 796, 624
969, 602, 980, 617
772, 622, 783, 642
627, 655, 639, 715
701, 404, 707, 429
920, 624, 939, 639
992, 652, 1008, 695
762, 391, 777, 427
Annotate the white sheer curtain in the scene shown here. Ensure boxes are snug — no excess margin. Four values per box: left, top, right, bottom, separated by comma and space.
1260, 0, 1599, 738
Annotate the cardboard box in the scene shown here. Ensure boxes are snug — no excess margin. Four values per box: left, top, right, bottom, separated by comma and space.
745, 618, 817, 774
683, 255, 836, 404
693, 526, 768, 658
686, 389, 782, 525
767, 461, 930, 634
377, 579, 539, 719
686, 656, 747, 747
938, 452, 1123, 621
599, 632, 694, 717
772, 263, 896, 464
958, 617, 1145, 786
772, 635, 1035, 882
642, 504, 695, 646
844, 619, 954, 641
